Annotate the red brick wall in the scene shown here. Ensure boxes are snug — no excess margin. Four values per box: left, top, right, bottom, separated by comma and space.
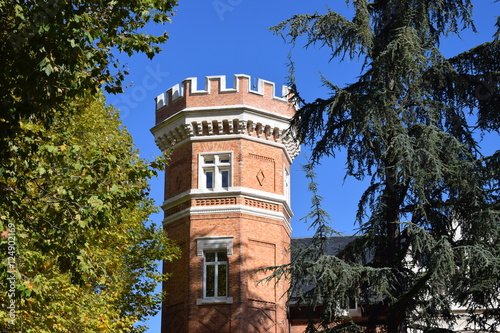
165, 143, 193, 199
162, 216, 190, 332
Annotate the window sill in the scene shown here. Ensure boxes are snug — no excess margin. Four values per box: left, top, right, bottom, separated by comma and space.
197, 187, 232, 193
196, 297, 233, 305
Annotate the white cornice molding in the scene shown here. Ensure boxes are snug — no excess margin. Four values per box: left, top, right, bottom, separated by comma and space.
162, 187, 293, 233
162, 186, 293, 216
163, 204, 292, 233
151, 105, 300, 161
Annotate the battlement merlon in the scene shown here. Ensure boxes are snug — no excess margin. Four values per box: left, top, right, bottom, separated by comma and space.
155, 74, 296, 125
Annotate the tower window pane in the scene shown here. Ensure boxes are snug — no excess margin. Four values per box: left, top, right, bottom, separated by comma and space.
218, 264, 227, 297
205, 171, 213, 189
205, 252, 215, 262
204, 251, 228, 299
206, 264, 215, 297
221, 170, 229, 188
217, 251, 227, 262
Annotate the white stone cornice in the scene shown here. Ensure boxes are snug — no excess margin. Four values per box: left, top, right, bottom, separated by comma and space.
152, 104, 293, 133
237, 119, 247, 134
247, 121, 255, 136
163, 204, 292, 233
161, 187, 293, 227
264, 125, 272, 140
163, 186, 291, 210
151, 105, 300, 161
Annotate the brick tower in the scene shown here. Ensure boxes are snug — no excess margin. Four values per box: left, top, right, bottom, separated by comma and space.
151, 74, 299, 332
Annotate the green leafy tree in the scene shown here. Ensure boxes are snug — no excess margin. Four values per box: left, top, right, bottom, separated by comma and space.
0, 1, 180, 331
0, 95, 180, 332
0, 0, 177, 135
270, 1, 500, 332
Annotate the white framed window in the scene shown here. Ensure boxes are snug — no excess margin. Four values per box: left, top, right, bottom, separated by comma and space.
199, 153, 232, 190
204, 251, 228, 298
196, 236, 233, 305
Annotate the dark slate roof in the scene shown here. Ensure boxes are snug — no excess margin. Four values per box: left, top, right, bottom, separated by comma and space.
288, 235, 361, 305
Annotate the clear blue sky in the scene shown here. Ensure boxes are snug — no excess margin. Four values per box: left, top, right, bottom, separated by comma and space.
105, 1, 499, 331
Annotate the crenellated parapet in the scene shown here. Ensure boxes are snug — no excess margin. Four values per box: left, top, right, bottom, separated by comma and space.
154, 74, 296, 124
152, 74, 300, 161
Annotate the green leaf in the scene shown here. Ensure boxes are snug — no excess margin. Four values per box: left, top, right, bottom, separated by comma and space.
36, 165, 46, 175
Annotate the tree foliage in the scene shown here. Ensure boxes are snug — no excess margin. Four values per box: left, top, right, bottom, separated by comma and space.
0, 95, 180, 332
271, 1, 500, 332
0, 1, 180, 331
0, 0, 177, 134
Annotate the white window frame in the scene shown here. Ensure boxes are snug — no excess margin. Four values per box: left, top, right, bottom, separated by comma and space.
198, 152, 232, 191
203, 251, 228, 299
196, 236, 234, 305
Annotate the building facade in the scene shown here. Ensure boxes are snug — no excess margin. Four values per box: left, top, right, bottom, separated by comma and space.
151, 74, 300, 332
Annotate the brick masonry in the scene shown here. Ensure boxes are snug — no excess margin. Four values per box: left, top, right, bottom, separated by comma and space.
151, 75, 299, 333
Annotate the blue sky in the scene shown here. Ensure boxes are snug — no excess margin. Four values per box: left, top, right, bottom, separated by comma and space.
105, 1, 499, 331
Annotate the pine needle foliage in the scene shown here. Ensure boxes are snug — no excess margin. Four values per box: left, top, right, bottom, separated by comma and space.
270, 1, 500, 332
